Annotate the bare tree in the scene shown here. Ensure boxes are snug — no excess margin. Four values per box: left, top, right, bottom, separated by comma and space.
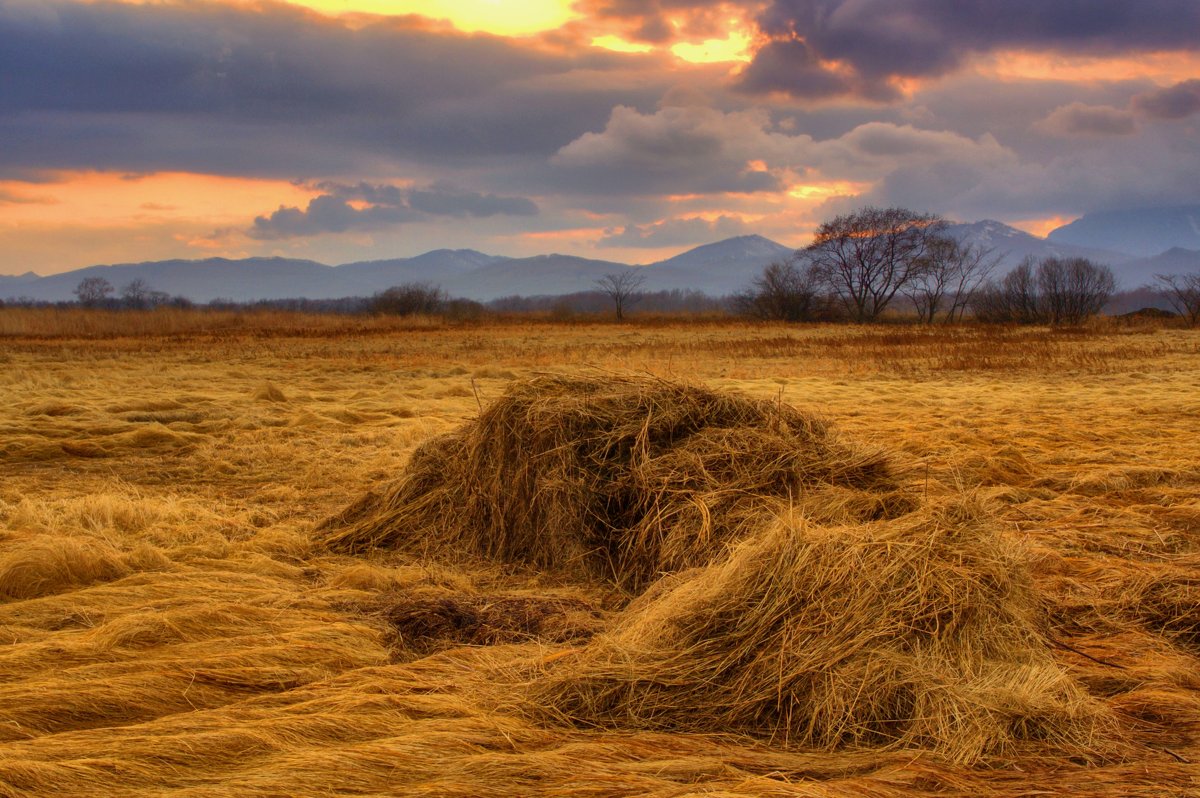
121, 278, 153, 309
74, 276, 114, 307
735, 257, 829, 322
972, 257, 1114, 325
1037, 257, 1115, 325
902, 236, 955, 324
971, 258, 1037, 324
1154, 271, 1200, 326
371, 282, 447, 316
903, 237, 1000, 323
595, 270, 646, 321
943, 243, 1002, 323
805, 206, 948, 322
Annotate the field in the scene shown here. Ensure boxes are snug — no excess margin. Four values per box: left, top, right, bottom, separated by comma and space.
2, 315, 1199, 797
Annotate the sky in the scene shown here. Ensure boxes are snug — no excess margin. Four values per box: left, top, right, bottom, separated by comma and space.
1, 0, 1199, 275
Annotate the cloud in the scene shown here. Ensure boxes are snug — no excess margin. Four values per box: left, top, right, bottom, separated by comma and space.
741, 0, 1200, 100
570, 1, 736, 44
734, 39, 858, 100
844, 127, 1200, 221
598, 215, 753, 247
250, 195, 415, 240
0, 0, 669, 179
5, 0, 1199, 267
548, 102, 1024, 208
0, 187, 57, 205
408, 185, 538, 217
249, 182, 538, 239
550, 105, 802, 195
1133, 79, 1200, 119
1035, 103, 1137, 137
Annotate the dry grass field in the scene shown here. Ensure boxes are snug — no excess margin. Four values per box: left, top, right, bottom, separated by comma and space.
2, 313, 1199, 797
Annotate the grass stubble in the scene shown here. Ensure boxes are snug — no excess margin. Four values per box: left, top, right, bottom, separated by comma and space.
0, 315, 1198, 796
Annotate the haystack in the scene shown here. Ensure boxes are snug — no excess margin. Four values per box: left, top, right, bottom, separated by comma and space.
531, 502, 1119, 765
317, 375, 902, 589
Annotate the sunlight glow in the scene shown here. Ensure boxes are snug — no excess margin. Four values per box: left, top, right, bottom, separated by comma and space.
671, 30, 752, 64
282, 0, 578, 35
1009, 215, 1076, 238
591, 35, 654, 54
787, 181, 870, 201
0, 172, 316, 227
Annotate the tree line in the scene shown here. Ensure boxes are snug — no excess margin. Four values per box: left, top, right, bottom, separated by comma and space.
14, 205, 1199, 326
736, 206, 1199, 326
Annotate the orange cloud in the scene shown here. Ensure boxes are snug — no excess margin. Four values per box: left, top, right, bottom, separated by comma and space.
982, 49, 1200, 86
0, 172, 316, 227
0, 172, 322, 272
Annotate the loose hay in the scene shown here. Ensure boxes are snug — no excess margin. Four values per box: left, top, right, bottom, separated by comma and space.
530, 502, 1121, 765
317, 375, 903, 589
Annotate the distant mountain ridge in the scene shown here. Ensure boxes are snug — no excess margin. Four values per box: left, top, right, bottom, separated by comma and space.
3, 223, 1196, 303
946, 219, 1199, 287
0, 235, 798, 303
1048, 205, 1200, 257
643, 235, 794, 296
946, 220, 1128, 264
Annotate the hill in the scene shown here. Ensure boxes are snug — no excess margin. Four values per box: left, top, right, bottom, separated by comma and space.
5, 257, 372, 304
443, 254, 633, 301
337, 250, 509, 295
642, 234, 794, 295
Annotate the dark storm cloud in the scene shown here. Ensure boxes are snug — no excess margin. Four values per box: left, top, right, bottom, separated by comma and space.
741, 0, 1200, 99
249, 181, 538, 240
1133, 80, 1200, 120
734, 39, 857, 100
0, 0, 668, 177
0, 2, 548, 116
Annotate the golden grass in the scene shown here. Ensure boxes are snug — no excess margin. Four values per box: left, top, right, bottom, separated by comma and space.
1, 320, 1198, 796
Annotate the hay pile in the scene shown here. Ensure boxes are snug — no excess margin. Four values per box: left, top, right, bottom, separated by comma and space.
318, 375, 901, 589
531, 503, 1119, 765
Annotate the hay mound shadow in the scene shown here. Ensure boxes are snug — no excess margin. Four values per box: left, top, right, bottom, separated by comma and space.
531, 503, 1120, 765
376, 589, 603, 657
317, 375, 905, 589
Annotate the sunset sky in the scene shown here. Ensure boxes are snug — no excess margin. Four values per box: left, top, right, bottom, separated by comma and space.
2, 0, 1199, 274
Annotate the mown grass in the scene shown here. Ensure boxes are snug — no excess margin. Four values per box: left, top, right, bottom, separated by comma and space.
0, 320, 1197, 796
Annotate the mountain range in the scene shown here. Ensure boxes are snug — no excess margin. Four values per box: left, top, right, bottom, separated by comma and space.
2, 213, 1196, 303
0, 236, 795, 303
